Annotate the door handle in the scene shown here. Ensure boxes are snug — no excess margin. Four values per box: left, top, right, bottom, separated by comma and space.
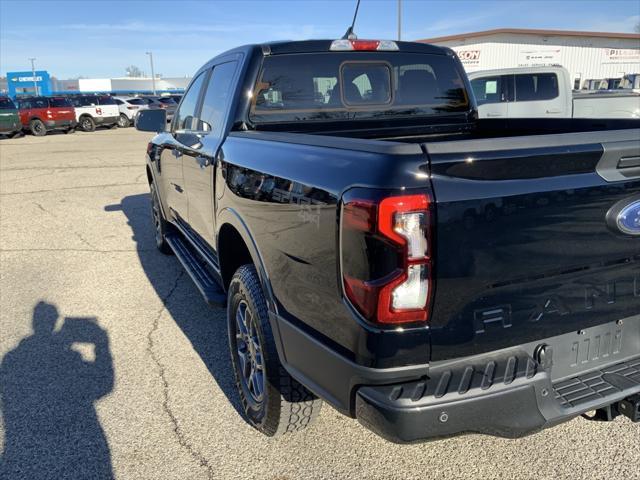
196, 156, 211, 168
546, 109, 562, 114
486, 112, 503, 117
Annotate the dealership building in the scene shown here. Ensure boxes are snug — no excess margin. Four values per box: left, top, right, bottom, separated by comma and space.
420, 28, 640, 89
5, 72, 190, 97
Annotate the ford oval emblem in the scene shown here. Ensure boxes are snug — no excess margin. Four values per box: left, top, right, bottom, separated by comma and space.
607, 196, 640, 236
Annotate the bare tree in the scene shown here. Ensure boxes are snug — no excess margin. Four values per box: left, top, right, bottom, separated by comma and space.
125, 65, 143, 78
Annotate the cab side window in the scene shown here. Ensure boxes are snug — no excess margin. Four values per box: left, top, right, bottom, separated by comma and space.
514, 73, 559, 101
471, 76, 503, 105
32, 98, 49, 109
199, 61, 238, 136
173, 71, 206, 131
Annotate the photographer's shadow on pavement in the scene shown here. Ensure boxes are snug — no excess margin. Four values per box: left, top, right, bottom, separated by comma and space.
1, 302, 114, 480
106, 195, 242, 415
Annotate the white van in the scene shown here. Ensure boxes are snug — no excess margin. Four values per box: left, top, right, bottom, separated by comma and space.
468, 66, 640, 119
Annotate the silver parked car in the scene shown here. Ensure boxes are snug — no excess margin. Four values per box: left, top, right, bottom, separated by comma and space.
143, 96, 177, 123
113, 96, 151, 127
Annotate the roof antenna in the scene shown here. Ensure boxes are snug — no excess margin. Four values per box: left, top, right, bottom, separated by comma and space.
342, 0, 361, 39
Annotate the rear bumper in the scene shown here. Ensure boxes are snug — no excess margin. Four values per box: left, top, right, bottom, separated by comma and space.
44, 119, 76, 130
274, 313, 640, 442
95, 116, 118, 125
356, 354, 640, 443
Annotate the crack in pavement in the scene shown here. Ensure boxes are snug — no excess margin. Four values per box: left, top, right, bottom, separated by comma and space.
1, 169, 57, 183
0, 248, 156, 253
146, 270, 216, 479
0, 182, 144, 196
33, 202, 99, 250
1, 164, 143, 172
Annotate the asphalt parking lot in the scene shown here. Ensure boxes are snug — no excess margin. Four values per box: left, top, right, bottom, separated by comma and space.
1, 128, 639, 480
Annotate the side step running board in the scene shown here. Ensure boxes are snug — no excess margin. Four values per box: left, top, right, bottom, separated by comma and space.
165, 234, 227, 307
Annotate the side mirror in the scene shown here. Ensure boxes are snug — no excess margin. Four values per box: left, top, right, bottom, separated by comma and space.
136, 109, 167, 132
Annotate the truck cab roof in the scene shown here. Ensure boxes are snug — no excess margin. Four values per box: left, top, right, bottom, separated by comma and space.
203, 39, 453, 65
259, 39, 453, 56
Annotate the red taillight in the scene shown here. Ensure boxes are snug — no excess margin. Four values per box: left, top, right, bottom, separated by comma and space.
352, 40, 380, 50
330, 39, 399, 51
341, 192, 433, 325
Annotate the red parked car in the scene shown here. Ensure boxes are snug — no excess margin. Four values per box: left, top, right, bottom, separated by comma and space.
16, 96, 77, 136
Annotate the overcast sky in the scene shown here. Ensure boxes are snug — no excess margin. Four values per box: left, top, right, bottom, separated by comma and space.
1, 0, 638, 79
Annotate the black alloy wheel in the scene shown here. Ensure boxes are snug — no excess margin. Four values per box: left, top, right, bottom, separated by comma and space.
228, 265, 322, 436
30, 119, 46, 136
80, 116, 95, 132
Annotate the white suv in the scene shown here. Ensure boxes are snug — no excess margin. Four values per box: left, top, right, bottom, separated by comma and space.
67, 95, 120, 131
113, 96, 151, 127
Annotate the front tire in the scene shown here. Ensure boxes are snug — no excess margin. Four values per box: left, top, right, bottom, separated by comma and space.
150, 181, 172, 255
228, 265, 322, 436
29, 119, 46, 136
117, 114, 130, 128
80, 116, 96, 132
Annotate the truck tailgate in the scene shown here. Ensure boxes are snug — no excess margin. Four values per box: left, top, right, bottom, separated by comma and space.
424, 129, 640, 361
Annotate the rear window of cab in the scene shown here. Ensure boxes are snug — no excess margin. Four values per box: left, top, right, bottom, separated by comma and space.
250, 52, 469, 123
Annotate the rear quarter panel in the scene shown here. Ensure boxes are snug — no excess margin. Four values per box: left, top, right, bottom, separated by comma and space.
50, 107, 76, 122
216, 133, 433, 367
0, 109, 20, 132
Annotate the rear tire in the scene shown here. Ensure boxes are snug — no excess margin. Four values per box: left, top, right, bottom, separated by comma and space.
228, 265, 322, 436
80, 116, 95, 132
29, 119, 46, 136
150, 181, 172, 255
117, 114, 130, 128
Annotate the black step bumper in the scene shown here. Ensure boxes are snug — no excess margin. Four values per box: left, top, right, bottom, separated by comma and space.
274, 313, 640, 443
356, 354, 640, 443
356, 315, 640, 443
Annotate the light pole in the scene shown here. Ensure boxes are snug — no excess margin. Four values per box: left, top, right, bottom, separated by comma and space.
146, 51, 156, 95
29, 57, 37, 95
397, 0, 402, 41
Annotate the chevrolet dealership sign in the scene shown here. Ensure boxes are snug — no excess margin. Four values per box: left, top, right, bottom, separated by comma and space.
6, 70, 52, 97
13, 76, 44, 82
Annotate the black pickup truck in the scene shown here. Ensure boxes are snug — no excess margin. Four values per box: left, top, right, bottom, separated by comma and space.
136, 39, 640, 443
